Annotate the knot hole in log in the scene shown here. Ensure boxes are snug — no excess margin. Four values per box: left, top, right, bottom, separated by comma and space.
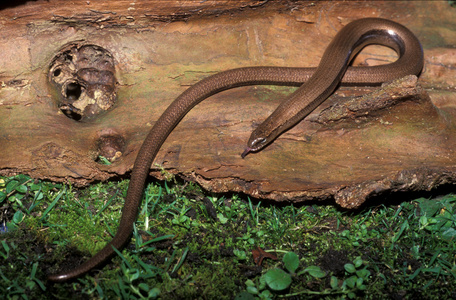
48, 42, 118, 121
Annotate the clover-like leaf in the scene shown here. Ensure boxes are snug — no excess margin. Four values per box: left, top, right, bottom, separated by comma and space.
283, 252, 300, 273
264, 269, 292, 291
344, 263, 356, 273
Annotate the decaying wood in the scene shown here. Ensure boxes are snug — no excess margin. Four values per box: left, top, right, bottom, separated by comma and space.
1, 0, 456, 208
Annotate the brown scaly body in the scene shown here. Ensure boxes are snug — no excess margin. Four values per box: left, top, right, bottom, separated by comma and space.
48, 18, 423, 282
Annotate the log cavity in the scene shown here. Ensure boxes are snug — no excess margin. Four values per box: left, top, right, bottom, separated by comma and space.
48, 42, 117, 121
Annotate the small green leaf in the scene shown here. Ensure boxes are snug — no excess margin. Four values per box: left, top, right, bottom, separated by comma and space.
304, 265, 326, 278
6, 180, 18, 194
0, 191, 6, 203
5, 222, 17, 232
419, 215, 428, 227
148, 287, 160, 298
30, 183, 41, 191
344, 263, 356, 273
340, 230, 350, 238
353, 256, 363, 268
356, 277, 364, 287
129, 269, 140, 281
259, 290, 273, 299
245, 279, 255, 287
246, 286, 259, 295
34, 191, 44, 201
441, 227, 456, 240
345, 275, 357, 288
25, 280, 36, 290
330, 276, 339, 289
15, 184, 27, 194
258, 274, 267, 290
12, 211, 24, 224
217, 213, 228, 224
233, 249, 247, 260
98, 156, 112, 165
356, 268, 371, 279
139, 283, 150, 292
283, 252, 300, 273
264, 268, 292, 291
418, 198, 441, 217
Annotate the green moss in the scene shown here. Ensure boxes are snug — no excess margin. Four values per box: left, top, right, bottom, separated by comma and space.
1, 174, 456, 299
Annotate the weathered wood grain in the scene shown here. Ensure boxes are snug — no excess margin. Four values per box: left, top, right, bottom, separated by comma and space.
1, 0, 455, 208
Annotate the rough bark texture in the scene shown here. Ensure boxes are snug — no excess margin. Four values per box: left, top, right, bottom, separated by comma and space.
1, 0, 456, 208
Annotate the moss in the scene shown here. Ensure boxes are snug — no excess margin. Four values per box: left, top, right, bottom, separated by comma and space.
1, 175, 456, 299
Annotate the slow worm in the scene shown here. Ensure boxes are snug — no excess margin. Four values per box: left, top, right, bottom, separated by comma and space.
48, 18, 423, 282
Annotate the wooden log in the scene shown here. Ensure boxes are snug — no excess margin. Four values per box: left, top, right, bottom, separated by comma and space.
1, 0, 456, 208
